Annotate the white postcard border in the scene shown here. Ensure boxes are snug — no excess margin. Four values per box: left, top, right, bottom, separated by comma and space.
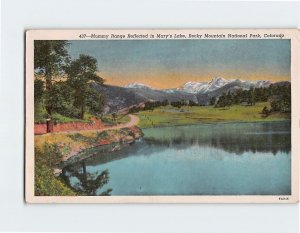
26, 29, 300, 203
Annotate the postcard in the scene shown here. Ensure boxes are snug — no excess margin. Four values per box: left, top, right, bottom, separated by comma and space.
26, 29, 299, 203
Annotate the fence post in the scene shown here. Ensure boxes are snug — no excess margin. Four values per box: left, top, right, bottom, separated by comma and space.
46, 118, 53, 133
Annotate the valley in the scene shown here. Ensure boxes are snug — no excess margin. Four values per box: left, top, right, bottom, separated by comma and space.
135, 102, 290, 129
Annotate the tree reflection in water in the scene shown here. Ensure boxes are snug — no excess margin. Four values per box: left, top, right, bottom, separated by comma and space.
61, 161, 112, 196
79, 122, 291, 168
61, 121, 291, 195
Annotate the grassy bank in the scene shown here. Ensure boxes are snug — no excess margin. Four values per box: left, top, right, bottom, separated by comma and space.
34, 126, 143, 196
135, 102, 290, 128
35, 143, 77, 196
101, 114, 130, 125
35, 126, 142, 160
35, 103, 96, 124
35, 101, 131, 125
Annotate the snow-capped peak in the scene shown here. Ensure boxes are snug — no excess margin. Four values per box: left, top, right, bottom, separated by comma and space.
209, 77, 228, 85
181, 77, 229, 94
180, 81, 208, 94
124, 77, 272, 95
207, 77, 229, 91
253, 80, 273, 88
125, 82, 154, 89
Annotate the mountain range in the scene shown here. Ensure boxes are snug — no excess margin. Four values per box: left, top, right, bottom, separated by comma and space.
92, 77, 283, 113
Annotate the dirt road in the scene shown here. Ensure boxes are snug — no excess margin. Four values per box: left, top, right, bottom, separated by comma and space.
105, 114, 140, 130
47, 114, 140, 135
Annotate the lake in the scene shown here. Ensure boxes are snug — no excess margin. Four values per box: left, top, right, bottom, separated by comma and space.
62, 121, 291, 195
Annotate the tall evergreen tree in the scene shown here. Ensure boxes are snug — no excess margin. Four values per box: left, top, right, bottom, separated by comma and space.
66, 54, 104, 119
34, 40, 70, 131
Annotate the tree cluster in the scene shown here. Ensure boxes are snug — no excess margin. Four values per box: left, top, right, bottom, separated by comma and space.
128, 99, 199, 113
213, 84, 291, 114
144, 99, 168, 110
129, 100, 168, 113
171, 100, 198, 108
34, 41, 105, 124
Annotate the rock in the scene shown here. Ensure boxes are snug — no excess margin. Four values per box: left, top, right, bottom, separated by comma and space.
53, 168, 62, 177
123, 135, 134, 142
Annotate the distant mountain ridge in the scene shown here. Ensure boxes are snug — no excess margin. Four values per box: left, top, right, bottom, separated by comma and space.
125, 82, 155, 90
125, 77, 273, 94
178, 77, 230, 94
93, 77, 287, 113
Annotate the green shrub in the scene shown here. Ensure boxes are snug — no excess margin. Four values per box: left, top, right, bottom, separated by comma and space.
34, 143, 76, 196
35, 164, 76, 196
35, 143, 61, 168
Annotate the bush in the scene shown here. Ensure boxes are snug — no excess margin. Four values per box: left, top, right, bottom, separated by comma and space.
35, 143, 62, 168
261, 106, 270, 117
34, 143, 76, 196
35, 164, 76, 196
270, 96, 291, 113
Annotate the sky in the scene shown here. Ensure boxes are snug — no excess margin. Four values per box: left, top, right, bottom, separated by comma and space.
68, 39, 291, 89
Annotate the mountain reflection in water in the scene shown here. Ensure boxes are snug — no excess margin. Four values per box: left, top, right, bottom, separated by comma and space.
73, 121, 290, 167
63, 121, 291, 195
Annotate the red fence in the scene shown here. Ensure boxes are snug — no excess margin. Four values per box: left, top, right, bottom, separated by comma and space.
34, 118, 104, 135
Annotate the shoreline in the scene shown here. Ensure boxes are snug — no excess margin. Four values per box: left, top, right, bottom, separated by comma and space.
137, 117, 291, 130
58, 118, 290, 166
35, 125, 143, 165
34, 116, 290, 171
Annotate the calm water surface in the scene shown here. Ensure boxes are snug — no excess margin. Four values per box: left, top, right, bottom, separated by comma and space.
63, 121, 291, 195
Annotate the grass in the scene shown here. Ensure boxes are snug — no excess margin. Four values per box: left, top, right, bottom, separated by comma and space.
34, 99, 100, 123
34, 129, 123, 196
35, 143, 76, 196
37, 111, 131, 125
34, 105, 98, 124
52, 113, 91, 123
34, 126, 141, 164
34, 133, 93, 196
35, 163, 77, 196
34, 125, 142, 195
34, 101, 48, 123
135, 102, 291, 128
101, 114, 130, 125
